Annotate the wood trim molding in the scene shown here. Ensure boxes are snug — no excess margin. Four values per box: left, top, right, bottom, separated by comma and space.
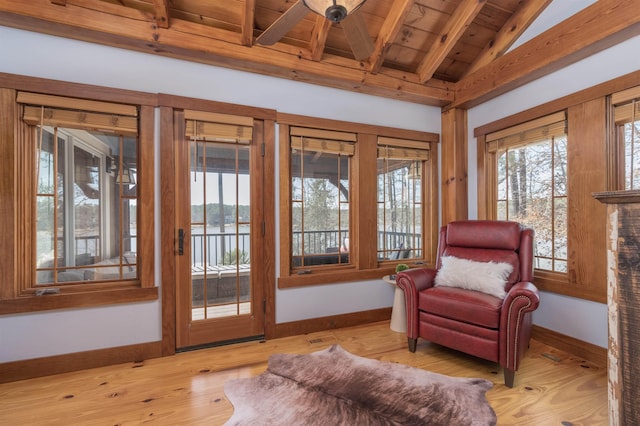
0, 287, 159, 315
273, 308, 392, 339
0, 341, 162, 384
531, 325, 607, 368
0, 318, 604, 384
440, 108, 468, 225
157, 93, 276, 121
0, 72, 157, 106
261, 119, 277, 340
566, 99, 608, 303
159, 106, 177, 357
276, 112, 440, 143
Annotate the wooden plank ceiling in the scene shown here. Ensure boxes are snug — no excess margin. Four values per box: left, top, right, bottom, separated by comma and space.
0, 0, 639, 107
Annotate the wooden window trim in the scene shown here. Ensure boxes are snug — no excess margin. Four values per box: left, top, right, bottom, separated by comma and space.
478, 112, 572, 292
277, 113, 438, 288
0, 75, 157, 314
611, 85, 640, 190
476, 98, 615, 304
474, 70, 640, 137
377, 136, 432, 263
278, 121, 349, 286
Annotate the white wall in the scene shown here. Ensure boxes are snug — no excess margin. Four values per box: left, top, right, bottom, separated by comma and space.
507, 0, 598, 51
468, 26, 640, 349
0, 25, 440, 362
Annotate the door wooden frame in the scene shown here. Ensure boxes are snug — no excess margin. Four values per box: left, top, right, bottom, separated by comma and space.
159, 95, 276, 355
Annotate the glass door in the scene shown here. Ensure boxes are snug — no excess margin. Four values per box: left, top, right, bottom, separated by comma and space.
176, 113, 264, 348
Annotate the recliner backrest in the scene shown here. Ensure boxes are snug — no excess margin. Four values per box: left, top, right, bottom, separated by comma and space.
436, 220, 534, 290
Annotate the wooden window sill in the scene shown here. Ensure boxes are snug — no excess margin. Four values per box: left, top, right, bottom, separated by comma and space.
0, 286, 158, 315
278, 268, 403, 288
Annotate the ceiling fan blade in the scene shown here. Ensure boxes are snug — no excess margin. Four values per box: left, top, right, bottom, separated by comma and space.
342, 12, 374, 61
256, 0, 309, 46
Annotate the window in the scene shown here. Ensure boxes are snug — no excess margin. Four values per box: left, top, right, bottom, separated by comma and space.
485, 112, 568, 273
0, 83, 156, 314
612, 86, 640, 189
475, 75, 640, 303
278, 114, 439, 287
289, 126, 354, 268
34, 127, 138, 284
377, 137, 429, 261
21, 92, 139, 285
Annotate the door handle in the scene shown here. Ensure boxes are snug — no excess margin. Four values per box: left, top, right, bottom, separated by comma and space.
178, 228, 184, 255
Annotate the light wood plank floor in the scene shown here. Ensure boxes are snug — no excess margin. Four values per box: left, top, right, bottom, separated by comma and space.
0, 321, 608, 425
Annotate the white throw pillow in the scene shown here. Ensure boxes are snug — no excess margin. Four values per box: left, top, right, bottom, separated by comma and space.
434, 256, 513, 299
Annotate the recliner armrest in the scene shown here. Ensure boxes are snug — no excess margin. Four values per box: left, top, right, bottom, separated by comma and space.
396, 268, 437, 294
502, 281, 540, 313
500, 281, 540, 371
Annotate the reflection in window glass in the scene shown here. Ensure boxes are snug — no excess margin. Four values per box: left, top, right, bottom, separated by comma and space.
612, 94, 640, 189
496, 136, 567, 272
623, 118, 640, 189
290, 141, 350, 267
35, 127, 138, 284
377, 159, 422, 261
189, 140, 251, 320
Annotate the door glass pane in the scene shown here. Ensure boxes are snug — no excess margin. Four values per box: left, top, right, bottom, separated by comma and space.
190, 141, 251, 321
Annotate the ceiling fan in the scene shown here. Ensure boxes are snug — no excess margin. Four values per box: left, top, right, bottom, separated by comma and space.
256, 0, 375, 61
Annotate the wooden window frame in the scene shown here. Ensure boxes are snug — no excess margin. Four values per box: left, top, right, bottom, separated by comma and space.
475, 72, 640, 304
376, 137, 432, 263
0, 73, 157, 314
277, 113, 439, 288
478, 111, 574, 295
488, 112, 568, 273
611, 85, 640, 190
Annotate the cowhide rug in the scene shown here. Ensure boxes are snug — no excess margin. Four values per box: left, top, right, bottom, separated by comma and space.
223, 344, 497, 425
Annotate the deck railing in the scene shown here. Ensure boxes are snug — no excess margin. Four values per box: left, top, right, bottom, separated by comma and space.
69, 229, 421, 270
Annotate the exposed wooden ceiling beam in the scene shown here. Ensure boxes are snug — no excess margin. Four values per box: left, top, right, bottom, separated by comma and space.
451, 0, 640, 109
309, 15, 332, 61
367, 0, 414, 74
417, 0, 486, 83
151, 0, 170, 29
241, 0, 256, 47
462, 0, 552, 78
0, 0, 452, 105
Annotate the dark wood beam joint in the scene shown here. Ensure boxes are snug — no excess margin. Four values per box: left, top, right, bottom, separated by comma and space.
152, 0, 170, 29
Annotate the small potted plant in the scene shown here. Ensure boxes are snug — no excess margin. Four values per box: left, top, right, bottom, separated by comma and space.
391, 263, 409, 280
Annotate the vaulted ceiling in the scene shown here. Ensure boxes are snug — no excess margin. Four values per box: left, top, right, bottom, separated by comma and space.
0, 0, 639, 107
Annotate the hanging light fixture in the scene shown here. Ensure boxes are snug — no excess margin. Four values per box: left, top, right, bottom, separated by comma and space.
116, 163, 136, 185
303, 0, 367, 23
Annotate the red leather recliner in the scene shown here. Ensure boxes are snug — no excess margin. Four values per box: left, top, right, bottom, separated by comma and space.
396, 220, 540, 387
